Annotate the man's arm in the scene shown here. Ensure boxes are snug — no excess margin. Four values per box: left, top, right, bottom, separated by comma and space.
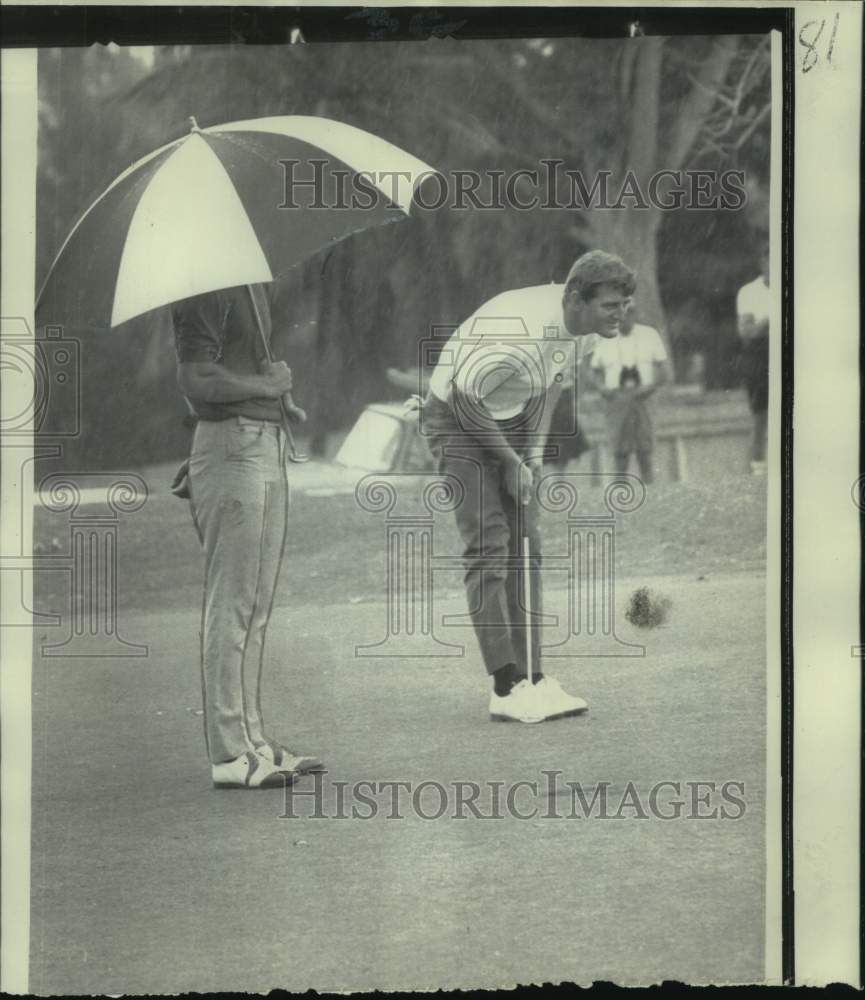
449, 382, 538, 505
526, 379, 564, 467
177, 360, 293, 404
637, 358, 671, 398
173, 290, 299, 414
449, 347, 524, 466
450, 384, 521, 468
736, 287, 769, 342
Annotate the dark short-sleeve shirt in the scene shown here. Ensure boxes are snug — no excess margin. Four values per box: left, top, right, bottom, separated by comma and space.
172, 283, 283, 422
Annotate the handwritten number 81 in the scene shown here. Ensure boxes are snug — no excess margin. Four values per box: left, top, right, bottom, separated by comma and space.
800, 13, 840, 74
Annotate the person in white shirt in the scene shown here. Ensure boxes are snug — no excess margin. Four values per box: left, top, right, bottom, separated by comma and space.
589, 304, 670, 483
422, 250, 636, 723
735, 246, 770, 473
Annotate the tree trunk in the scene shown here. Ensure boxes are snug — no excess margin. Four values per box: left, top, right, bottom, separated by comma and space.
586, 207, 665, 334
577, 37, 672, 349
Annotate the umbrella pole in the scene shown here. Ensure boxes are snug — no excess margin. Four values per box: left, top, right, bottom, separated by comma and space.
523, 534, 533, 687
246, 284, 308, 464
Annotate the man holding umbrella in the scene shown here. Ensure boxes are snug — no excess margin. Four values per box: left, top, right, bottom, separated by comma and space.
36, 114, 435, 787
173, 282, 323, 789
422, 251, 636, 723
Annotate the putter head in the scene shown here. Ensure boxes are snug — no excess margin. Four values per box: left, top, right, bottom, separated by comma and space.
288, 450, 310, 464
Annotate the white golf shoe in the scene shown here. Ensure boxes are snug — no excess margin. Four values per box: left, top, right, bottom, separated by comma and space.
532, 676, 589, 720
212, 750, 296, 790
489, 679, 544, 723
254, 740, 324, 776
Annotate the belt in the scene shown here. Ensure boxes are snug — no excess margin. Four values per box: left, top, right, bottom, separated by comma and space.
196, 415, 282, 434
234, 415, 281, 433
423, 390, 527, 427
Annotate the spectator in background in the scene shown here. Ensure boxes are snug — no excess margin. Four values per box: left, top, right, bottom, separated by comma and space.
736, 246, 770, 474
589, 303, 670, 483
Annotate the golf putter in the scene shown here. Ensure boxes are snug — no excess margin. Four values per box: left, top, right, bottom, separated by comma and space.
523, 534, 533, 687
246, 284, 309, 463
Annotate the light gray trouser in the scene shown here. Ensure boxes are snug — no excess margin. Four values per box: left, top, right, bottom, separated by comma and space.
188, 417, 288, 764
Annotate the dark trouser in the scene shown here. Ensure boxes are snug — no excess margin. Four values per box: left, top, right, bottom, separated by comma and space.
749, 409, 768, 463
424, 395, 541, 677
614, 449, 654, 483
742, 338, 769, 464
605, 391, 655, 483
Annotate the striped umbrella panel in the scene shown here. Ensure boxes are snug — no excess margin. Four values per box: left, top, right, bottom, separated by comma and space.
37, 124, 423, 329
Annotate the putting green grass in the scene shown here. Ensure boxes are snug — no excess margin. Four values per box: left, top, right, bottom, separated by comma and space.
29, 471, 769, 991
32, 472, 767, 617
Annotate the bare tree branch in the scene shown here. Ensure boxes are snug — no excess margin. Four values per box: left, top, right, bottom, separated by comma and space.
685, 70, 736, 109
733, 101, 771, 151
686, 35, 771, 163
667, 34, 741, 170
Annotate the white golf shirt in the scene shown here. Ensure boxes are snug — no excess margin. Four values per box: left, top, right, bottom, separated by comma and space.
736, 275, 770, 328
427, 284, 599, 420
590, 323, 668, 390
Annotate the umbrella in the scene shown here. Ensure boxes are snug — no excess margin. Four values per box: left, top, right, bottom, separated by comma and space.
36, 115, 436, 460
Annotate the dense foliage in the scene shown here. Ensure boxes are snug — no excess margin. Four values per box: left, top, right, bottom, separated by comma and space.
37, 35, 770, 465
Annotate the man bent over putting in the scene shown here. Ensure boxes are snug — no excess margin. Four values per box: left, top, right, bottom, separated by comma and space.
423, 251, 636, 722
